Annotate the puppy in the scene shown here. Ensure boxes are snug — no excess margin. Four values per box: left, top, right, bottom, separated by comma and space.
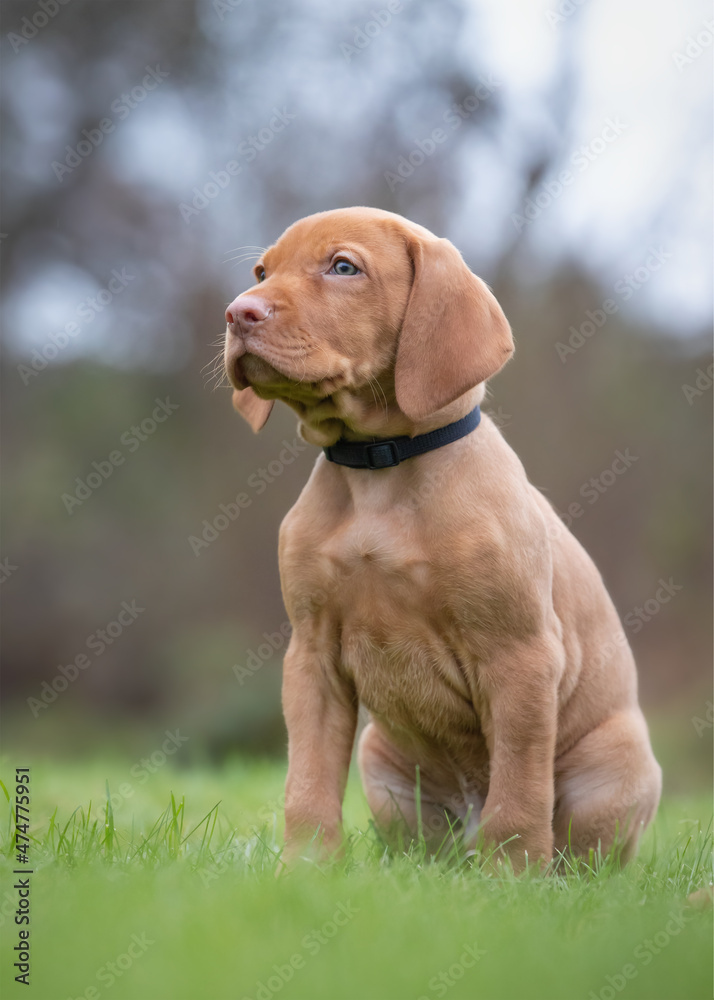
223, 207, 661, 869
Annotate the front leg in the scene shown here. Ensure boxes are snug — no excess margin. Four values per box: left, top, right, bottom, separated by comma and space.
477, 634, 562, 872
282, 634, 358, 863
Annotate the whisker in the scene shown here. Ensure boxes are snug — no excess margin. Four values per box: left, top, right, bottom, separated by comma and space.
371, 377, 389, 420
222, 246, 267, 266
223, 245, 267, 255
201, 351, 225, 374
202, 341, 231, 390
222, 248, 267, 264
294, 343, 309, 386
203, 368, 226, 387
205, 369, 231, 391
367, 376, 379, 415
224, 254, 263, 266
366, 374, 389, 420
208, 369, 229, 387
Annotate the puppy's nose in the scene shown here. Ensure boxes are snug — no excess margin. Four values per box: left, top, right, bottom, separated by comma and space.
226, 295, 271, 332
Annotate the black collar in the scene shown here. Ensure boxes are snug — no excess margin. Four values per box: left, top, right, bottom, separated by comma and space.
323, 405, 481, 470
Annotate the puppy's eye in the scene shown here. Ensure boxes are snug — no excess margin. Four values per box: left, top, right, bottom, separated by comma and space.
331, 259, 360, 276
256, 267, 266, 283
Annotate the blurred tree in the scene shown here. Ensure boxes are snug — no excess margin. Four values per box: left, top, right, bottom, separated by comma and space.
1, 0, 710, 757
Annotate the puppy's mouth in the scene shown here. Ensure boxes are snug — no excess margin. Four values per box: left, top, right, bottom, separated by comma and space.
227, 350, 340, 405
230, 352, 285, 392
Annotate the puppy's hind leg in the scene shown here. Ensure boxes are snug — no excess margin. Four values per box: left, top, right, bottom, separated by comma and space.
553, 709, 662, 863
357, 723, 468, 854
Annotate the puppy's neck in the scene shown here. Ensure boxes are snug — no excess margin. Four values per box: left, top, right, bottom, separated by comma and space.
286, 385, 486, 448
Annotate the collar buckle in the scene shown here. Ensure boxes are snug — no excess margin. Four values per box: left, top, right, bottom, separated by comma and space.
365, 440, 400, 469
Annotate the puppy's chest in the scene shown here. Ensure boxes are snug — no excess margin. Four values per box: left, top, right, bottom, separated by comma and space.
317, 521, 483, 736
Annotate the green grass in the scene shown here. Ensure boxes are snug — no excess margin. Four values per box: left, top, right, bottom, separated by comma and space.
0, 757, 711, 1000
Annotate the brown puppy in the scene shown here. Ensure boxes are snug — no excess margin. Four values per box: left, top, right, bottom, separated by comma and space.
223, 207, 661, 869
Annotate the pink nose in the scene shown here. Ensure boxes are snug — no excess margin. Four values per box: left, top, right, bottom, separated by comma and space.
225, 295, 271, 331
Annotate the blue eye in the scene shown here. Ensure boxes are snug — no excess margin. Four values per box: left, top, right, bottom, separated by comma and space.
331, 259, 360, 276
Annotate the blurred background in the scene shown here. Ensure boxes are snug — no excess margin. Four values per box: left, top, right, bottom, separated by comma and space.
1, 0, 711, 792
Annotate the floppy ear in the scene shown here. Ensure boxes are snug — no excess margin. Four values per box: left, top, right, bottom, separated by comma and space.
231, 388, 274, 433
394, 237, 514, 421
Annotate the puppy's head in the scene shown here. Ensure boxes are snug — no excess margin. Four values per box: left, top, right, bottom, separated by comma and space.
224, 207, 513, 445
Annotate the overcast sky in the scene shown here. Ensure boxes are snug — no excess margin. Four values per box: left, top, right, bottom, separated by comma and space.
466, 0, 712, 331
